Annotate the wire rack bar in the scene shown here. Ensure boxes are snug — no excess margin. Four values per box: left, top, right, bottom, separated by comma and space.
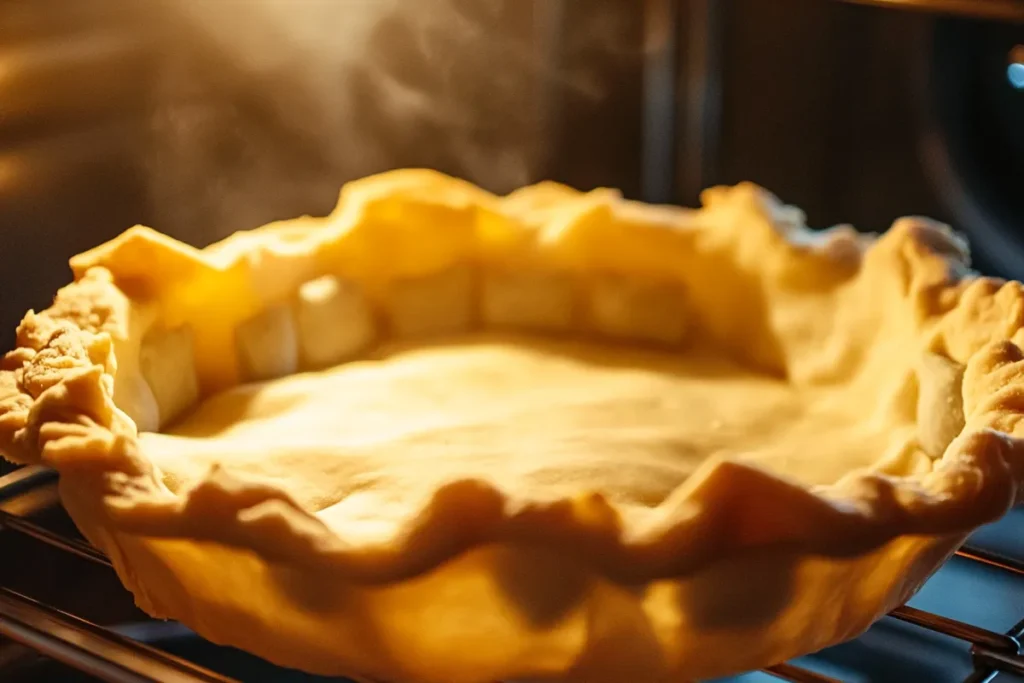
764, 662, 842, 682
0, 586, 237, 683
956, 546, 1024, 576
972, 645, 1024, 676
0, 508, 111, 567
971, 616, 1024, 679
0, 466, 52, 495
890, 605, 1020, 652
958, 671, 998, 683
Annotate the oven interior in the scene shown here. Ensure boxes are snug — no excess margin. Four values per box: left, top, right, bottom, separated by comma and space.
0, 1, 1022, 681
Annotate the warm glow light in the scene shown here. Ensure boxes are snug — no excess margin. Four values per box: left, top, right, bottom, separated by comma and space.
158, 0, 550, 194
0, 155, 26, 195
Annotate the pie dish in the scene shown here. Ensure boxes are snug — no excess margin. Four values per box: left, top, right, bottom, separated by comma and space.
1, 169, 1022, 683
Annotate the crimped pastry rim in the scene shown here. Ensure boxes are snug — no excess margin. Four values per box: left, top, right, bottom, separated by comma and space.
1, 170, 1023, 682
1, 169, 1021, 583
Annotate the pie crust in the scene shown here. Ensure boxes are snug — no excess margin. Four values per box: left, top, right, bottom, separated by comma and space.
1, 169, 1022, 683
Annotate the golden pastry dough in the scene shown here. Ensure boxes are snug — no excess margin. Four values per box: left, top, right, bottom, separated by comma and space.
1, 169, 1022, 683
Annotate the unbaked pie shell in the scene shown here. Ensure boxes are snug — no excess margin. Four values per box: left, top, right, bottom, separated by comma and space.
1, 170, 1022, 683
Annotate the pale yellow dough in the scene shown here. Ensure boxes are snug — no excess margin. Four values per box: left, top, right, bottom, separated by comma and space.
1, 169, 1023, 683
145, 335, 919, 528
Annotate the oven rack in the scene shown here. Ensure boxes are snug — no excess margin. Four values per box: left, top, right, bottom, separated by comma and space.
0, 466, 1021, 683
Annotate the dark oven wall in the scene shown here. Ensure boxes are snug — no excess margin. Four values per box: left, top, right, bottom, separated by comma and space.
715, 0, 944, 233
708, 0, 1024, 278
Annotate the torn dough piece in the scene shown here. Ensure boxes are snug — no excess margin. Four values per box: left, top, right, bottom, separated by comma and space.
481, 269, 576, 332
587, 275, 688, 345
387, 266, 474, 338
296, 275, 374, 368
917, 351, 966, 458
139, 326, 199, 428
235, 304, 299, 382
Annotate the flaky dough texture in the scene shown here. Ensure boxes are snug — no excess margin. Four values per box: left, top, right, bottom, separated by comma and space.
1, 169, 1022, 683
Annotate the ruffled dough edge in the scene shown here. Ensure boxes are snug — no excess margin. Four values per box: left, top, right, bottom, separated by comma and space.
1, 169, 1022, 583
1, 170, 1022, 614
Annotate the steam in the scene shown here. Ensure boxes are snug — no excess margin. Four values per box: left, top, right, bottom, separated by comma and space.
144, 0, 641, 245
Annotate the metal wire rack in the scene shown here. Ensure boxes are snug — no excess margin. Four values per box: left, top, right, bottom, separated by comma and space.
0, 465, 1021, 683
